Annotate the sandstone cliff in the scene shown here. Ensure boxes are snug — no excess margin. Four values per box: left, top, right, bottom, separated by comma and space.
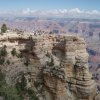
0, 32, 99, 100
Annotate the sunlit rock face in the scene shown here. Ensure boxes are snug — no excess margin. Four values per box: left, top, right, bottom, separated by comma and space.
0, 33, 98, 100
41, 35, 97, 100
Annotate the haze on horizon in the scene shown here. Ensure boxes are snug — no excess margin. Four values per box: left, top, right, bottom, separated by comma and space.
0, 0, 100, 19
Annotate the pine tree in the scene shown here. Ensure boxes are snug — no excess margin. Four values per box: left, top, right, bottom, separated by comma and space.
1, 24, 7, 33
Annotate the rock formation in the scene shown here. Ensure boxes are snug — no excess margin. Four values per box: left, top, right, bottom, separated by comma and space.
0, 32, 99, 100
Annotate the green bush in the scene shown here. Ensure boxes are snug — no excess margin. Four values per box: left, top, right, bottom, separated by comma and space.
0, 58, 5, 65
16, 74, 27, 92
27, 89, 38, 100
11, 48, 17, 56
6, 60, 10, 65
16, 74, 38, 100
17, 52, 23, 58
0, 45, 7, 57
1, 24, 7, 33
0, 71, 22, 100
24, 57, 30, 66
0, 71, 39, 100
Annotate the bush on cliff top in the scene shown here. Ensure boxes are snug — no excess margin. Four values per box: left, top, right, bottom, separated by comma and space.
1, 24, 7, 34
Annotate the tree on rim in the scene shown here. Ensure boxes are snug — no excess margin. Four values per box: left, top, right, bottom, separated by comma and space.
1, 24, 7, 33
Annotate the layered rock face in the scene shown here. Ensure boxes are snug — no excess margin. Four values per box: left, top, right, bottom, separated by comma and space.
0, 33, 98, 100
39, 35, 97, 100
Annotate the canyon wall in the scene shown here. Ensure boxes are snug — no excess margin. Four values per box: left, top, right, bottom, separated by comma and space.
0, 33, 99, 100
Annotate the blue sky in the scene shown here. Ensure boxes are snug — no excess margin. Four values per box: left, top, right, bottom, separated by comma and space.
0, 0, 100, 11
0, 0, 100, 18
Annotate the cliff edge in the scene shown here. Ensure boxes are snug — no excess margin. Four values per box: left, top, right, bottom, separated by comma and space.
0, 32, 99, 100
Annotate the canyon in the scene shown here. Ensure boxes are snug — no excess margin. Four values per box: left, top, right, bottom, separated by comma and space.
0, 32, 99, 100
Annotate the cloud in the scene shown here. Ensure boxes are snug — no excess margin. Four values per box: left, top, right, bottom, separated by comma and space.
68, 8, 82, 13
21, 8, 100, 18
22, 8, 31, 14
0, 8, 100, 18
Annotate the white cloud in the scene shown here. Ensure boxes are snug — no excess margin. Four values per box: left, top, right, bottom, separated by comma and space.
22, 8, 31, 14
0, 8, 100, 18
92, 10, 99, 14
69, 8, 82, 13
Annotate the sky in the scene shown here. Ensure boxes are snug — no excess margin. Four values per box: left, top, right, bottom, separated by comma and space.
0, 0, 100, 18
0, 0, 100, 11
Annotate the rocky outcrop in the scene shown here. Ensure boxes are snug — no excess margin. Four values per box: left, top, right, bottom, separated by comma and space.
0, 33, 98, 100
41, 35, 97, 100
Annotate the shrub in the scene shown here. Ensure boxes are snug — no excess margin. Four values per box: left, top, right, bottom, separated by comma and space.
24, 57, 30, 66
11, 48, 17, 56
0, 58, 5, 65
0, 71, 38, 100
6, 60, 10, 65
16, 74, 38, 100
0, 45, 7, 57
1, 24, 7, 33
16, 74, 27, 92
17, 52, 23, 58
27, 89, 38, 100
0, 71, 22, 100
